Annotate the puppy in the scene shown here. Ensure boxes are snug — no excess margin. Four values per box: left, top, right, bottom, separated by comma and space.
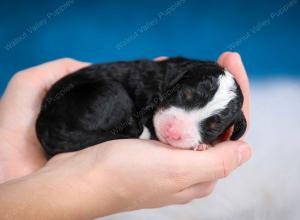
36, 57, 246, 158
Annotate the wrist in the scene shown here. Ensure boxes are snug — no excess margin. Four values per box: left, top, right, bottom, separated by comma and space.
0, 130, 46, 183
37, 151, 128, 219
0, 161, 121, 219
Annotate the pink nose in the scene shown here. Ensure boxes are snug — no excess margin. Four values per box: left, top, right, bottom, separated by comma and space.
164, 124, 182, 140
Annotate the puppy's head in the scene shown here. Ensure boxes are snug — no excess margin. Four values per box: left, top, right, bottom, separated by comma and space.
153, 61, 246, 149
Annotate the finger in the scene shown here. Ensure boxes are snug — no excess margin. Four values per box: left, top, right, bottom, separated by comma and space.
218, 52, 250, 130
174, 181, 216, 203
13, 58, 91, 91
154, 56, 168, 62
217, 51, 232, 66
0, 58, 91, 129
169, 141, 251, 187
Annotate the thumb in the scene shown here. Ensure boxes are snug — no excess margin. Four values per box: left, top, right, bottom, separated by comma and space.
175, 141, 252, 185
203, 141, 252, 180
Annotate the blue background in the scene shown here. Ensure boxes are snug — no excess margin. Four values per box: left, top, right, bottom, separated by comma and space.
0, 0, 299, 94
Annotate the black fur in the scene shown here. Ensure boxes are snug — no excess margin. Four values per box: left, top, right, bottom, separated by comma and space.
36, 57, 246, 158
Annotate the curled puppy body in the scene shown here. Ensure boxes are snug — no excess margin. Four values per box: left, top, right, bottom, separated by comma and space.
36, 57, 247, 158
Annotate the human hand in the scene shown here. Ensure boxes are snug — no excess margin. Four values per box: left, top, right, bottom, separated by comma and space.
0, 58, 90, 182
0, 54, 251, 219
0, 52, 250, 179
0, 53, 249, 184
1, 138, 250, 219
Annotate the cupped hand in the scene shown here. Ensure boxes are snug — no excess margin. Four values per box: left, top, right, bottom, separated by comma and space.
19, 138, 250, 219
0, 52, 251, 218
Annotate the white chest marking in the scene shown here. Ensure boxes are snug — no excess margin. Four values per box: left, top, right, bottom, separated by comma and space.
139, 126, 151, 139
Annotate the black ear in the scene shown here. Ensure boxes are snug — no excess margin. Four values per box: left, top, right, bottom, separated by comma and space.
230, 111, 247, 140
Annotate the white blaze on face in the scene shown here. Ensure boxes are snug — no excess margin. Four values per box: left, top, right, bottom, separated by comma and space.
153, 70, 237, 149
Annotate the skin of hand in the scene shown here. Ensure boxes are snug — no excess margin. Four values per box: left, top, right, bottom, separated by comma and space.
0, 53, 251, 219
0, 58, 91, 182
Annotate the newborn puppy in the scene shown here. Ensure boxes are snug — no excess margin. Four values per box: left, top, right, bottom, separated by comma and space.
36, 57, 246, 158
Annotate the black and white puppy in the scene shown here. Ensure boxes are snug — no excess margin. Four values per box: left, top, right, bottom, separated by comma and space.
36, 57, 246, 158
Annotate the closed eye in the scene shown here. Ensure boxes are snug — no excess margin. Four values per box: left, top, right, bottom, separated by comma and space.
207, 115, 221, 130
209, 121, 219, 129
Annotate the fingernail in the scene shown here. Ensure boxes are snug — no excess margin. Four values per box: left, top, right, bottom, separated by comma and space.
238, 143, 251, 165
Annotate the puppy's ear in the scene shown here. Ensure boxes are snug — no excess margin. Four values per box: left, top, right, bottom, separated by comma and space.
230, 111, 247, 140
